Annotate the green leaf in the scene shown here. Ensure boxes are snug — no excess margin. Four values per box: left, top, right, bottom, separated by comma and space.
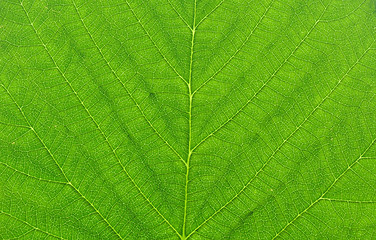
1, 0, 376, 239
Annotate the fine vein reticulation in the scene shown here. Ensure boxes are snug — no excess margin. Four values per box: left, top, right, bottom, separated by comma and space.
1, 0, 376, 239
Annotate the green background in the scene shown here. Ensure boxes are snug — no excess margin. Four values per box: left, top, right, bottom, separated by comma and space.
1, 0, 376, 239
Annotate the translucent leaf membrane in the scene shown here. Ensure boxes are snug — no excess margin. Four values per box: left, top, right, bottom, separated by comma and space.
1, 0, 376, 239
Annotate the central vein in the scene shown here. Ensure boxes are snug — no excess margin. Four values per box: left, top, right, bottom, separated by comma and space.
182, 1, 197, 239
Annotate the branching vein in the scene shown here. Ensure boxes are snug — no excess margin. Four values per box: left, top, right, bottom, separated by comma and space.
72, 1, 186, 166
123, 0, 188, 85
19, 2, 180, 238
190, 6, 327, 153
182, 1, 197, 239
272, 136, 376, 239
185, 17, 374, 240
0, 211, 67, 240
193, 0, 274, 95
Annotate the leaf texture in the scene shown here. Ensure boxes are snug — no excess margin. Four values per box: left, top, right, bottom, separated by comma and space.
1, 0, 376, 239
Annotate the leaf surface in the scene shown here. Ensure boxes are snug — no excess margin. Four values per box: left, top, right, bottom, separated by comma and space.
1, 0, 376, 239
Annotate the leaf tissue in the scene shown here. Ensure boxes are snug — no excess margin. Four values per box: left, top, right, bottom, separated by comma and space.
1, 0, 376, 239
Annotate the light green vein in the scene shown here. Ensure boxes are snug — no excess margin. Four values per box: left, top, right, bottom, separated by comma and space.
0, 79, 123, 240
166, 0, 192, 31
192, 0, 274, 95
6, 228, 35, 240
190, 5, 327, 154
124, 0, 188, 85
0, 121, 30, 129
185, 11, 374, 240
71, 0, 186, 167
272, 136, 376, 239
0, 161, 68, 185
195, 0, 226, 29
0, 211, 66, 240
182, 1, 197, 239
20, 1, 181, 238
320, 198, 376, 204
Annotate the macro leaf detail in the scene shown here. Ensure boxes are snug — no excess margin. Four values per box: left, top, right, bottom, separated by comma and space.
1, 0, 376, 239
